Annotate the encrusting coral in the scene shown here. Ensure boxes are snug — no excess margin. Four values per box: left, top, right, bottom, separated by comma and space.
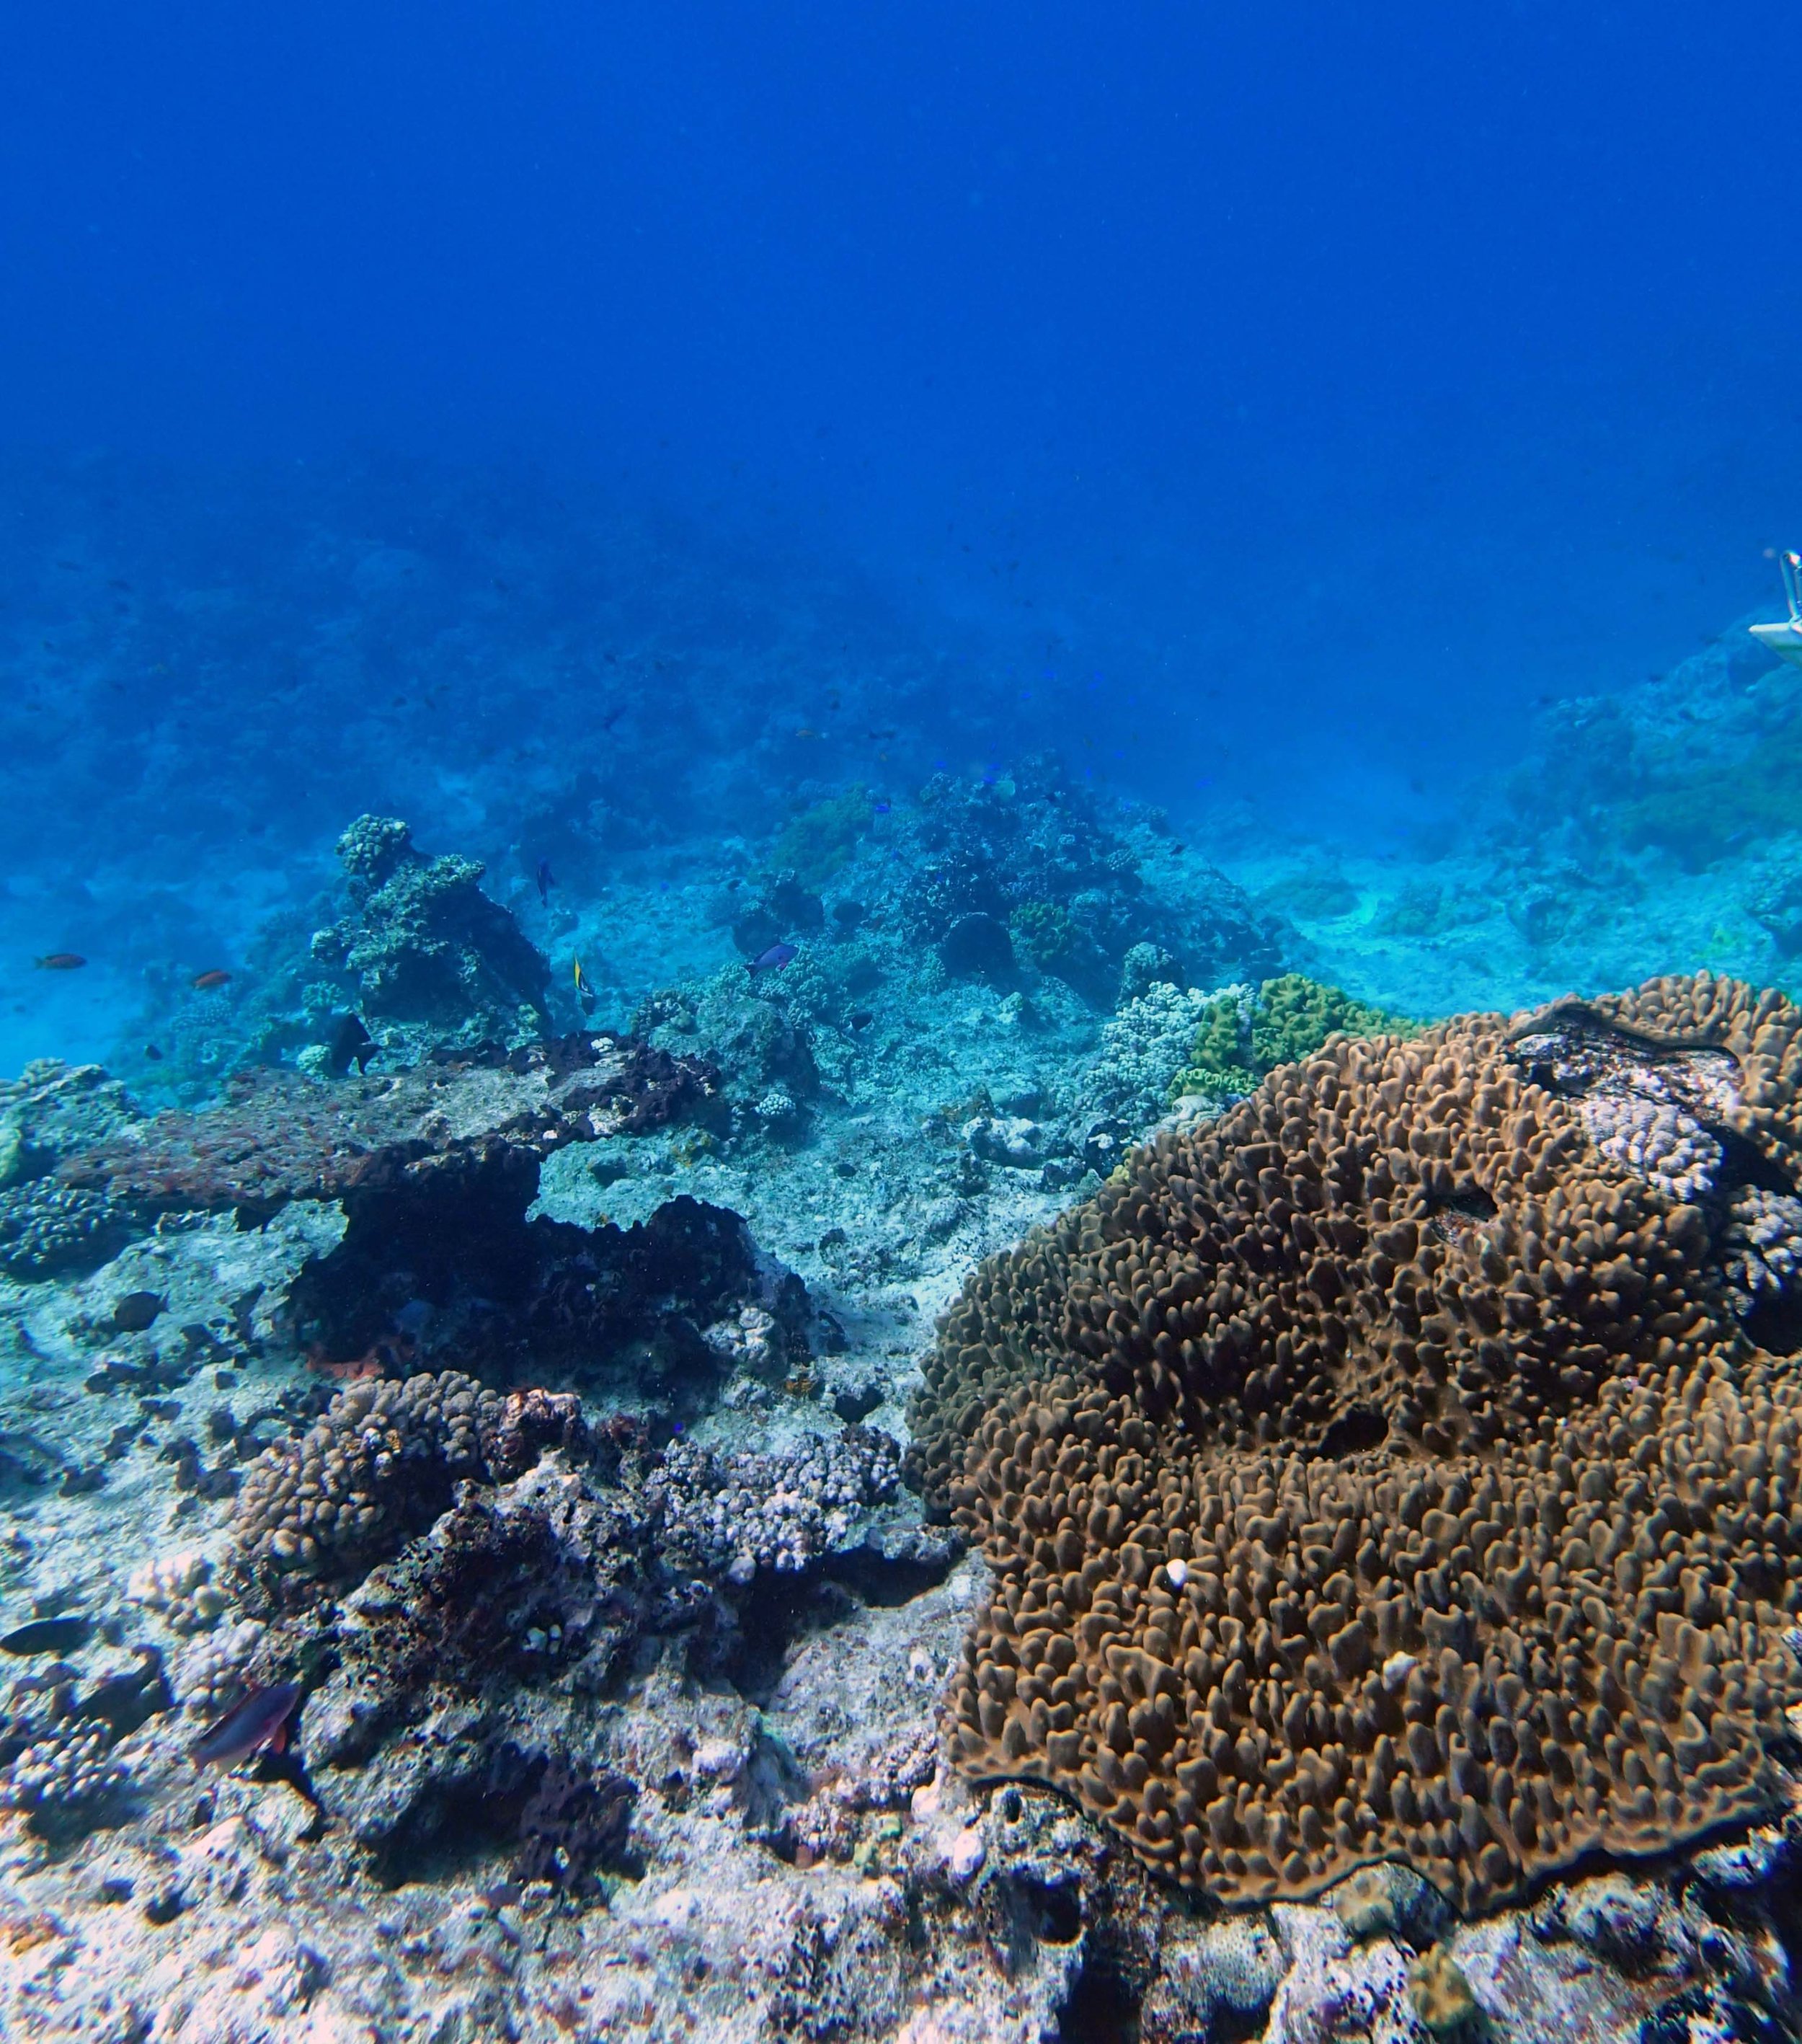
913, 971, 1802, 1914
1170, 973, 1411, 1105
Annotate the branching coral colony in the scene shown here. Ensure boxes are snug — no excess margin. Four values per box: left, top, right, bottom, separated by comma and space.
914, 970, 1802, 1912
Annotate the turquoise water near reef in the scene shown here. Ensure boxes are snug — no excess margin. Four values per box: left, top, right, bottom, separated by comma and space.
1, 4, 1799, 1079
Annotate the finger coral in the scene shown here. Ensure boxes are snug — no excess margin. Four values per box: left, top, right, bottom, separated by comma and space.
913, 971, 1802, 1912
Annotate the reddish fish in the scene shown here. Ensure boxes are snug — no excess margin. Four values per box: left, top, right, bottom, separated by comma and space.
190, 1681, 301, 1768
34, 953, 86, 970
191, 970, 234, 991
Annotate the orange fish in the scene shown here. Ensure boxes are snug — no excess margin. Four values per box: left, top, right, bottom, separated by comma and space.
34, 952, 86, 970
191, 970, 233, 991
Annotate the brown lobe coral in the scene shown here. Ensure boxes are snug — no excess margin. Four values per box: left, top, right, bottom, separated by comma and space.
912, 971, 1802, 1913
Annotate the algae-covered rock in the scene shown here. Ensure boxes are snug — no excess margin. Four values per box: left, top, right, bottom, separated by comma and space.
1010, 898, 1078, 968
1408, 1947, 1480, 2035
309, 814, 551, 1050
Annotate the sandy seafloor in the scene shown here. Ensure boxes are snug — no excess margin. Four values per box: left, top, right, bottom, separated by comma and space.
4, 487, 1802, 2042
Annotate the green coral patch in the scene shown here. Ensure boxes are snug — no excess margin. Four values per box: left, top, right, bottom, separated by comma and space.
1008, 899, 1078, 968
1170, 973, 1415, 1103
771, 789, 877, 888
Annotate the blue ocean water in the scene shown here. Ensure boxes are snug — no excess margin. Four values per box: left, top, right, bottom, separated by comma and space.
0, 1, 1798, 1060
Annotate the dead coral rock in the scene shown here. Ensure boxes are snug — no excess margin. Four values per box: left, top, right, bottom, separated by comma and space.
56, 1030, 718, 1222
311, 813, 551, 1046
301, 1445, 653, 1771
913, 971, 1802, 1914
478, 1386, 591, 1482
512, 1751, 638, 1895
287, 1158, 802, 1397
558, 1033, 723, 1136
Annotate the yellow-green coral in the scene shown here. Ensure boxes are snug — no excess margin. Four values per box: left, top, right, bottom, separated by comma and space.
1009, 900, 1077, 968
1170, 973, 1413, 1102
771, 789, 875, 889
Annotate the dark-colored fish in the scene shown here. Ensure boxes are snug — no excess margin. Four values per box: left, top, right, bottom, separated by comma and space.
80, 1647, 168, 1735
34, 952, 86, 971
536, 857, 556, 906
749, 943, 796, 974
192, 970, 233, 991
327, 1012, 376, 1076
0, 1616, 92, 1657
144, 1043, 164, 1061
849, 1009, 874, 1031
110, 1291, 165, 1334
190, 1681, 301, 1768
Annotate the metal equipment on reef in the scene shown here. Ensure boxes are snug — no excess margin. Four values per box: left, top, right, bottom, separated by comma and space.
1750, 550, 1802, 668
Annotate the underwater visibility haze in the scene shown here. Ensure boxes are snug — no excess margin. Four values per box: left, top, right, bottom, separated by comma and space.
4, 5, 1802, 2039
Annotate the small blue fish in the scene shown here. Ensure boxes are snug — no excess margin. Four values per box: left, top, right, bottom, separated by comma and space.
536, 859, 556, 907
750, 943, 796, 975
873, 800, 892, 815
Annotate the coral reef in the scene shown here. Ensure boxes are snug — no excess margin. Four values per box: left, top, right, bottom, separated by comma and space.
652, 1427, 904, 1583
172, 1619, 267, 1717
771, 789, 879, 889
127, 1548, 229, 1633
1577, 1094, 1722, 1202
228, 1370, 497, 1607
1, 1721, 129, 1839
307, 813, 552, 1051
894, 763, 1282, 1004
0, 1178, 141, 1280
1725, 1187, 1802, 1319
1077, 981, 1222, 1136
58, 1027, 719, 1219
1169, 972, 1411, 1105
914, 971, 1802, 1913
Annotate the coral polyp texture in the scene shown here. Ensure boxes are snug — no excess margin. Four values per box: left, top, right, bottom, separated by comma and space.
911, 971, 1802, 1913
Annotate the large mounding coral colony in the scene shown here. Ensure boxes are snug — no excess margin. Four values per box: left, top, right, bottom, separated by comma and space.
918, 972, 1802, 1914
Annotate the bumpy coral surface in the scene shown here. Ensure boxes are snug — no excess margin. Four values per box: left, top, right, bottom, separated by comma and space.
229, 1370, 497, 1605
913, 972, 1802, 1913
654, 1426, 903, 1583
1170, 973, 1411, 1105
0, 1178, 139, 1279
